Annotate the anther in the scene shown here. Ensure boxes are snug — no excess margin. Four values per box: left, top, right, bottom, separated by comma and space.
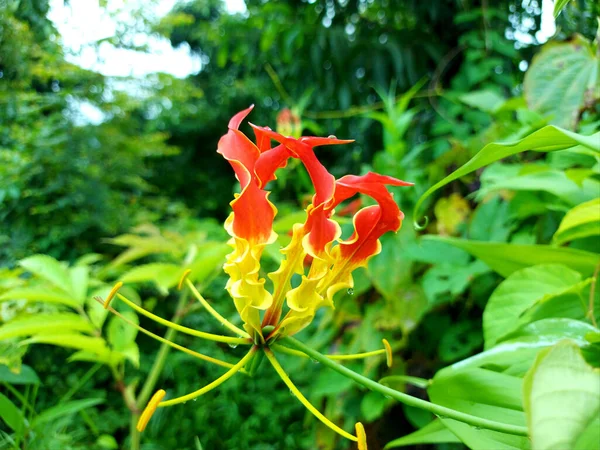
103, 281, 123, 309
137, 389, 166, 432
382, 339, 393, 368
355, 422, 368, 450
178, 269, 192, 290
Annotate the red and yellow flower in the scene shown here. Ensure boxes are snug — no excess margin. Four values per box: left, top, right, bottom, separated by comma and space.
102, 107, 411, 448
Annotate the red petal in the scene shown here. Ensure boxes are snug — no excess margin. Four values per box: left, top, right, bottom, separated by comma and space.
230, 181, 276, 243
255, 144, 292, 188
228, 105, 254, 130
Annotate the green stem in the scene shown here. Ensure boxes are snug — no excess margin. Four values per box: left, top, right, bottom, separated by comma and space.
281, 336, 529, 437
129, 290, 189, 450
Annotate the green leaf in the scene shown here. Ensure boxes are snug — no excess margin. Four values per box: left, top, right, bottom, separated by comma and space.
69, 265, 89, 304
483, 264, 586, 348
0, 392, 25, 432
0, 364, 40, 384
553, 198, 600, 245
0, 287, 79, 307
107, 312, 138, 352
428, 368, 529, 450
0, 314, 94, 340
120, 263, 184, 294
379, 375, 430, 389
524, 35, 599, 129
385, 420, 460, 448
553, 0, 571, 17
423, 236, 600, 277
21, 334, 110, 357
361, 391, 388, 422
413, 126, 600, 224
440, 319, 597, 376
187, 242, 231, 285
523, 341, 600, 450
19, 255, 74, 295
31, 398, 104, 429
458, 90, 505, 113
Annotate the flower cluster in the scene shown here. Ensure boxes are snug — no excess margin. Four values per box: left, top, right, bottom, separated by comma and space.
101, 107, 411, 448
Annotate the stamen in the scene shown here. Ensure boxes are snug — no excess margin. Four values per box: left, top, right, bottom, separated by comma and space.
137, 389, 165, 432
178, 269, 192, 290
158, 347, 257, 407
271, 343, 386, 361
185, 278, 249, 338
382, 339, 393, 367
264, 349, 358, 442
115, 293, 251, 346
103, 282, 123, 309
103, 303, 237, 370
355, 422, 368, 450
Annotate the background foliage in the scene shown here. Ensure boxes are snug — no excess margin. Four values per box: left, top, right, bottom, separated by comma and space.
1, 0, 599, 449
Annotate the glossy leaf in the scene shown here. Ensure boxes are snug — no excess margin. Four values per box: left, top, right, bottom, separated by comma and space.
553, 0, 571, 17
385, 420, 460, 448
413, 126, 600, 223
553, 198, 600, 245
483, 264, 587, 348
428, 368, 529, 450
523, 340, 600, 450
424, 236, 600, 277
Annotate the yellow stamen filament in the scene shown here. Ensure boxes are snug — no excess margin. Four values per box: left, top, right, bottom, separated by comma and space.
137, 389, 165, 432
103, 281, 123, 309
185, 278, 249, 338
102, 302, 237, 370
355, 422, 368, 450
178, 269, 192, 290
158, 347, 257, 407
271, 343, 386, 361
382, 339, 393, 368
115, 293, 250, 346
264, 349, 358, 442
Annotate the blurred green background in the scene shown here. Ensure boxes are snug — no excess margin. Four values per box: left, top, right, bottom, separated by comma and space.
1, 0, 599, 449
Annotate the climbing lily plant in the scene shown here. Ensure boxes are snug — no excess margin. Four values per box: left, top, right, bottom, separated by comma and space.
100, 107, 533, 448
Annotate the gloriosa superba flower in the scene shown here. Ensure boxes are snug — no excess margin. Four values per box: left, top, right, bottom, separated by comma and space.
100, 106, 412, 448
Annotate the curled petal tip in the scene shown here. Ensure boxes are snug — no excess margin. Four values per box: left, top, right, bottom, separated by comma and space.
355, 422, 368, 450
382, 339, 393, 368
137, 389, 166, 432
178, 269, 192, 290
103, 281, 123, 309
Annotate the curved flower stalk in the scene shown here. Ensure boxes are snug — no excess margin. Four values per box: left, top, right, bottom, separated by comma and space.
101, 107, 529, 448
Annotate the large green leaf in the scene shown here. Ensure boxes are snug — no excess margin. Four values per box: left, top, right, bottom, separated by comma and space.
385, 420, 460, 448
428, 368, 529, 450
119, 262, 184, 294
524, 35, 599, 130
0, 392, 25, 432
441, 319, 597, 377
423, 236, 600, 277
0, 287, 79, 307
187, 242, 231, 285
413, 126, 600, 224
553, 198, 600, 245
21, 334, 110, 357
523, 340, 600, 450
483, 264, 588, 348
18, 255, 73, 295
0, 313, 94, 340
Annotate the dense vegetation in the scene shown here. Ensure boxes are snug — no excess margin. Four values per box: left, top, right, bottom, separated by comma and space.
1, 0, 599, 449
